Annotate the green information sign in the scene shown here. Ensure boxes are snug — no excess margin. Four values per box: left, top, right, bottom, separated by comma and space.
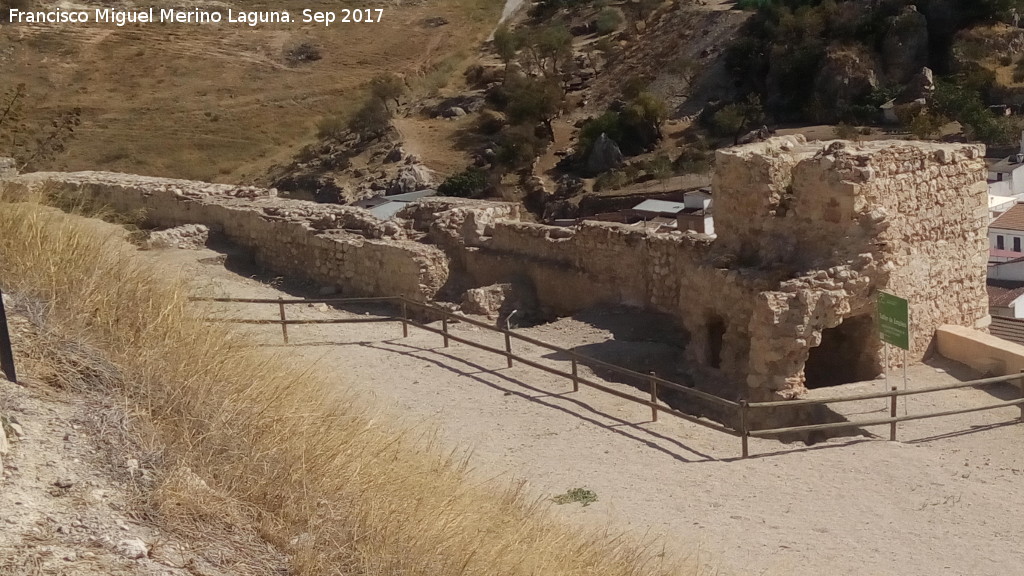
878, 292, 909, 351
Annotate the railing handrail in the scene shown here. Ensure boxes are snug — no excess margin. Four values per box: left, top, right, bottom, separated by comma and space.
190, 295, 1024, 458
190, 295, 740, 409
747, 372, 1024, 409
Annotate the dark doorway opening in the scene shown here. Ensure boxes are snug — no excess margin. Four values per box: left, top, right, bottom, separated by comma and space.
707, 316, 725, 369
804, 315, 879, 388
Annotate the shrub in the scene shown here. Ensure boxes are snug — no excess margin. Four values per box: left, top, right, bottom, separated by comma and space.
315, 115, 347, 141
438, 168, 488, 198
347, 99, 392, 139
283, 41, 322, 64
595, 8, 623, 35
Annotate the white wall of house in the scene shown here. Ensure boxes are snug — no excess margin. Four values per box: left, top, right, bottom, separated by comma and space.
990, 164, 1024, 197
989, 259, 1024, 281
990, 228, 1024, 253
990, 181, 1013, 198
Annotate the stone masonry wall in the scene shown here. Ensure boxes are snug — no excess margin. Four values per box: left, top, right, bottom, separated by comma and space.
0, 137, 990, 404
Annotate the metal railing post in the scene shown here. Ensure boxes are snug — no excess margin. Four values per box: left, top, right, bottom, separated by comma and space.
0, 288, 17, 383
278, 297, 289, 344
740, 400, 749, 459
649, 378, 658, 422
504, 330, 513, 368
401, 301, 408, 338
571, 357, 579, 392
1019, 370, 1024, 422
441, 311, 449, 348
889, 386, 898, 441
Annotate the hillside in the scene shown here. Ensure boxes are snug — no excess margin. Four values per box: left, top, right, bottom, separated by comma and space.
0, 0, 501, 182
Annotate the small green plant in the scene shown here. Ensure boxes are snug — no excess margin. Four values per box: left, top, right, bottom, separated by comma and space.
552, 487, 598, 506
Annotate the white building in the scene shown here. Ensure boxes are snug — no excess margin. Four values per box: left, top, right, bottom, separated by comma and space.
989, 203, 1024, 260
988, 132, 1024, 198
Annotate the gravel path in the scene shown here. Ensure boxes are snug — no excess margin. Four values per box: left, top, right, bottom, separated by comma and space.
160, 245, 1024, 576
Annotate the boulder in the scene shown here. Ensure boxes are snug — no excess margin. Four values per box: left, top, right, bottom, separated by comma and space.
0, 157, 16, 178
897, 67, 935, 104
882, 6, 929, 83
586, 133, 624, 174
387, 164, 434, 195
813, 47, 879, 117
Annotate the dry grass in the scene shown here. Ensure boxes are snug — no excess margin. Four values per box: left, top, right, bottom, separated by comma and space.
0, 191, 682, 575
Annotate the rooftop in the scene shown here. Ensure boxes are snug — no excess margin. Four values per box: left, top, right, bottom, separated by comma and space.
991, 203, 1024, 232
986, 279, 1024, 307
988, 154, 1024, 174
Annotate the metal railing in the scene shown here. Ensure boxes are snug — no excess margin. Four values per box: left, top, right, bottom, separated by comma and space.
192, 295, 741, 439
192, 295, 1024, 458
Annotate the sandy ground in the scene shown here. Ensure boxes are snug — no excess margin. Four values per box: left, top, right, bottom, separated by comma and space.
151, 244, 1024, 576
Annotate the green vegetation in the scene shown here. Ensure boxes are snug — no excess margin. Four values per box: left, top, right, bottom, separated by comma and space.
369, 73, 406, 113
438, 167, 488, 198
552, 487, 599, 506
579, 92, 668, 160
725, 0, 1024, 144
596, 8, 624, 35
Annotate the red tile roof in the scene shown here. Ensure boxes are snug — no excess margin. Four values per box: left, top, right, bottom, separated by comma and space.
991, 204, 1024, 232
987, 280, 1024, 307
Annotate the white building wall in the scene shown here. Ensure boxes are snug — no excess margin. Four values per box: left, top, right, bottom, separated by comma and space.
989, 227, 1024, 254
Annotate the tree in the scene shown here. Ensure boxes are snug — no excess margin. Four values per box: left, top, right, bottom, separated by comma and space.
369, 73, 405, 113
522, 24, 573, 78
710, 95, 765, 144
493, 24, 523, 74
348, 98, 392, 139
504, 76, 563, 140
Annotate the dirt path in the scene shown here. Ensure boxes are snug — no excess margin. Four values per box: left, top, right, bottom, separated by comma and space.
151, 245, 1024, 576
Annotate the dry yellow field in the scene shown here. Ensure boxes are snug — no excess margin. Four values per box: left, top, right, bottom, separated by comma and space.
2, 0, 500, 181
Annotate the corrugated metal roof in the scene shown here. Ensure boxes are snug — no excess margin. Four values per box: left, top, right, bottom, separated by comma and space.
632, 199, 687, 214
989, 316, 1024, 346
367, 202, 407, 220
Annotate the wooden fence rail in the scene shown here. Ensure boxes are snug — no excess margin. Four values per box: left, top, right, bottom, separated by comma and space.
190, 295, 1024, 458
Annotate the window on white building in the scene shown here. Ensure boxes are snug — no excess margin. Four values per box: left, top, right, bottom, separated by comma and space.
998, 235, 1006, 250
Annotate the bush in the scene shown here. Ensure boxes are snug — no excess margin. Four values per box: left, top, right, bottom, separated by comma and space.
438, 168, 488, 198
283, 41, 322, 64
595, 8, 623, 35
347, 99, 391, 139
495, 126, 547, 168
315, 115, 347, 141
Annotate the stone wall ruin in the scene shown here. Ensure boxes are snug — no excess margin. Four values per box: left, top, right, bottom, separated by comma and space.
0, 136, 990, 404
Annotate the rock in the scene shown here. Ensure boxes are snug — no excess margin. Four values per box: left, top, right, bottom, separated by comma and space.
586, 133, 624, 175
461, 284, 515, 317
0, 425, 8, 456
53, 478, 73, 489
813, 47, 879, 117
0, 157, 16, 178
114, 538, 150, 560
442, 107, 467, 118
384, 146, 404, 163
897, 66, 935, 104
143, 224, 210, 250
9, 422, 23, 438
387, 164, 434, 195
882, 6, 929, 83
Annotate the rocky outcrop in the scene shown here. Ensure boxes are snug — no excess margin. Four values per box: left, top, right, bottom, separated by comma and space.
882, 6, 930, 83
814, 47, 880, 117
586, 134, 624, 174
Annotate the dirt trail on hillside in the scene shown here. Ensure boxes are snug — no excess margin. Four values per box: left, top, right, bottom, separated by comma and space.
146, 244, 1024, 576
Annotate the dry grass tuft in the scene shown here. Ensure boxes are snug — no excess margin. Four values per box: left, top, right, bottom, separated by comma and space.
0, 191, 683, 576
